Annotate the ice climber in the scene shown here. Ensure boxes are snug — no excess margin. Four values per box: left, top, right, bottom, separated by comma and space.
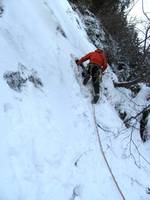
76, 49, 108, 104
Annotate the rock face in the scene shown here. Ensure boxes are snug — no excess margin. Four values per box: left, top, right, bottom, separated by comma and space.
4, 64, 43, 92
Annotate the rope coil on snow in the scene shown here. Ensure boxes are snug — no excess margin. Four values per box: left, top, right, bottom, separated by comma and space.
92, 105, 125, 200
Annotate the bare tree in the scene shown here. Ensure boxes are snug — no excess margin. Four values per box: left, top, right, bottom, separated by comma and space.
114, 1, 150, 88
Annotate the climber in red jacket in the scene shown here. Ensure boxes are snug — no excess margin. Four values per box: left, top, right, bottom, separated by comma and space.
76, 49, 108, 103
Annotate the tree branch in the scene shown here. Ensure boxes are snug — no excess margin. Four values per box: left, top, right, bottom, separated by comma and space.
113, 78, 142, 88
124, 104, 150, 124
142, 0, 150, 21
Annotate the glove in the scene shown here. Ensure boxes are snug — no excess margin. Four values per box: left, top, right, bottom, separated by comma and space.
75, 59, 80, 65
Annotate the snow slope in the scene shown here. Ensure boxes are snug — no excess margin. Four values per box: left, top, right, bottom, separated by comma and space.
0, 0, 150, 200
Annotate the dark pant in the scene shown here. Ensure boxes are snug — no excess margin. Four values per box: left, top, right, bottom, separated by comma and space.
83, 63, 102, 95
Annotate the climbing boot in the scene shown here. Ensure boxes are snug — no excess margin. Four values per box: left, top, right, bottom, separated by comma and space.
83, 75, 90, 85
91, 94, 99, 104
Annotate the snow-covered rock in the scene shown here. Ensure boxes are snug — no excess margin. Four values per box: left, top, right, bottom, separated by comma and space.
0, 0, 150, 200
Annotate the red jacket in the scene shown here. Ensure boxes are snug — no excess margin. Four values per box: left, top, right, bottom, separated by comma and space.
77, 49, 108, 71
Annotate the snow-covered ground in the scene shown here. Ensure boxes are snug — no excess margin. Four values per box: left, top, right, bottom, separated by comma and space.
0, 0, 150, 199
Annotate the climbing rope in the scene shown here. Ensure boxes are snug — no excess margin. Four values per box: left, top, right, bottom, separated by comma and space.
74, 57, 125, 199
92, 105, 126, 200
